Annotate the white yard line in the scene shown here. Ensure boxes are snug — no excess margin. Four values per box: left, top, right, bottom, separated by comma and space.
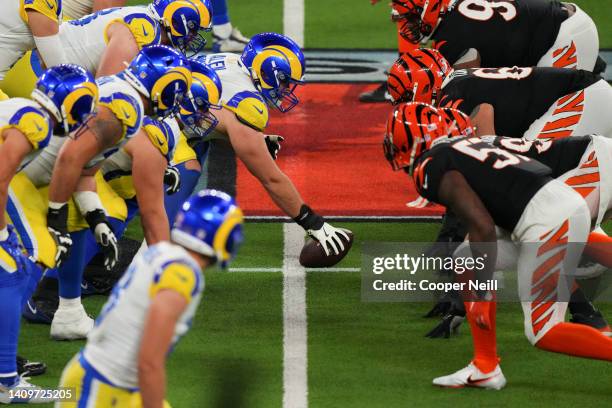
282, 223, 308, 408
283, 0, 305, 47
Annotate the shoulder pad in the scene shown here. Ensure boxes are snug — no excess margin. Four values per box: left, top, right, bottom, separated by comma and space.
224, 91, 269, 132
9, 106, 52, 150
99, 82, 144, 141
21, 0, 62, 23
119, 13, 162, 49
142, 117, 179, 162
150, 260, 203, 302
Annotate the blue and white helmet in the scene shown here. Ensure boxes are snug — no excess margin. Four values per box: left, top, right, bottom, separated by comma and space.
179, 57, 222, 138
240, 32, 306, 113
122, 45, 192, 118
31, 64, 99, 136
150, 0, 211, 56
171, 189, 244, 265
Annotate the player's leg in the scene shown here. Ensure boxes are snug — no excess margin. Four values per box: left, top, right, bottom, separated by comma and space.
516, 181, 612, 359
536, 4, 598, 71
524, 80, 612, 140
211, 0, 250, 53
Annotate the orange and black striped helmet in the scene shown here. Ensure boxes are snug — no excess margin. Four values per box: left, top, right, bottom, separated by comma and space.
439, 107, 475, 137
387, 48, 451, 105
391, 0, 454, 43
383, 102, 449, 172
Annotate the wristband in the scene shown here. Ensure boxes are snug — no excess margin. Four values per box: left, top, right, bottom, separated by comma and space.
84, 209, 109, 233
293, 204, 324, 231
47, 202, 69, 233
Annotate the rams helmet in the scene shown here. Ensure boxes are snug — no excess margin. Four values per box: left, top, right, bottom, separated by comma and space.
241, 32, 306, 113
171, 189, 244, 266
179, 57, 222, 138
122, 45, 192, 118
31, 64, 99, 136
150, 0, 211, 56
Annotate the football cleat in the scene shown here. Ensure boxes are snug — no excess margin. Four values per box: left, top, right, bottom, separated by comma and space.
22, 277, 59, 325
0, 376, 47, 404
359, 82, 392, 103
50, 304, 94, 341
433, 363, 507, 390
570, 309, 612, 337
16, 356, 46, 378
212, 27, 250, 52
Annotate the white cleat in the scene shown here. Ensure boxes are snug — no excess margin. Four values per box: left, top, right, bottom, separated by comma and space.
433, 363, 507, 390
0, 376, 49, 404
212, 27, 250, 53
50, 304, 94, 341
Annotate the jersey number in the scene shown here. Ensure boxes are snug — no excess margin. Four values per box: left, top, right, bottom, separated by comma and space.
457, 0, 517, 22
472, 67, 533, 80
453, 138, 526, 169
496, 138, 553, 154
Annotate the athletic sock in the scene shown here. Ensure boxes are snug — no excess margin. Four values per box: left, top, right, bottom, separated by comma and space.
536, 322, 612, 360
465, 301, 499, 373
213, 22, 232, 39
57, 230, 88, 299
58, 296, 81, 310
0, 282, 24, 386
212, 0, 230, 26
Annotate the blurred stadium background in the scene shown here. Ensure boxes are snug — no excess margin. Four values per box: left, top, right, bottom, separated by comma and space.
22, 1, 612, 407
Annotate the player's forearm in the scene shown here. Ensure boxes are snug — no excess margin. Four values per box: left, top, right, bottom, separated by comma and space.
48, 162, 86, 204
138, 361, 166, 408
260, 172, 304, 218
0, 185, 9, 230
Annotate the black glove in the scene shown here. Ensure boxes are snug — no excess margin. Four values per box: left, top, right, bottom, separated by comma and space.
85, 209, 119, 271
164, 165, 181, 195
47, 204, 72, 268
423, 290, 464, 318
265, 135, 284, 160
425, 308, 466, 339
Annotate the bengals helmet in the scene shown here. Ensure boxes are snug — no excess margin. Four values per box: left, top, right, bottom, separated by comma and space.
387, 48, 451, 105
392, 0, 454, 43
439, 107, 475, 137
383, 102, 449, 172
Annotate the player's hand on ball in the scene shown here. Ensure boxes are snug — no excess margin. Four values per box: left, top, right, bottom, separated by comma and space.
308, 223, 351, 256
164, 165, 181, 195
265, 135, 284, 160
93, 222, 119, 271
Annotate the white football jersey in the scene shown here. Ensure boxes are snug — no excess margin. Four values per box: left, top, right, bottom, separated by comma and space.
22, 74, 144, 185
201, 53, 270, 137
62, 0, 94, 20
0, 97, 52, 169
0, 0, 62, 80
60, 6, 162, 73
84, 241, 204, 389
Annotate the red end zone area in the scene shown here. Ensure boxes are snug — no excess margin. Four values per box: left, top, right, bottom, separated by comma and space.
237, 83, 444, 217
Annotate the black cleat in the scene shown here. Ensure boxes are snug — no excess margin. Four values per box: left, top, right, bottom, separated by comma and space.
16, 356, 46, 377
22, 277, 59, 325
594, 55, 607, 76
82, 237, 140, 296
359, 82, 392, 103
570, 309, 612, 336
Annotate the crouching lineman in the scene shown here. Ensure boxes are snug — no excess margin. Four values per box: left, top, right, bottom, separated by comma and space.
33, 45, 190, 339
383, 102, 612, 389
0, 0, 69, 84
195, 32, 352, 255
56, 189, 243, 408
0, 64, 98, 404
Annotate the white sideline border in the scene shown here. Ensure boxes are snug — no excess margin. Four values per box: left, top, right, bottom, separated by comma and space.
282, 223, 308, 408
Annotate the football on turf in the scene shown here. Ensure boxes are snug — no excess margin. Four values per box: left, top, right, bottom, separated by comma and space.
299, 231, 354, 268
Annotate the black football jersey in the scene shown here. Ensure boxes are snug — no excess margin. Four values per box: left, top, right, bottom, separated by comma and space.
433, 0, 568, 66
439, 67, 600, 137
413, 137, 553, 231
489, 135, 592, 177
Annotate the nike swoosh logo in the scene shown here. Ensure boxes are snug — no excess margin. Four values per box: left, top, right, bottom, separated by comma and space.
467, 375, 494, 385
253, 105, 264, 114
121, 108, 131, 119
45, 0, 55, 10
156, 136, 165, 146
142, 25, 149, 37
35, 122, 43, 132
81, 282, 89, 290
27, 301, 37, 315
